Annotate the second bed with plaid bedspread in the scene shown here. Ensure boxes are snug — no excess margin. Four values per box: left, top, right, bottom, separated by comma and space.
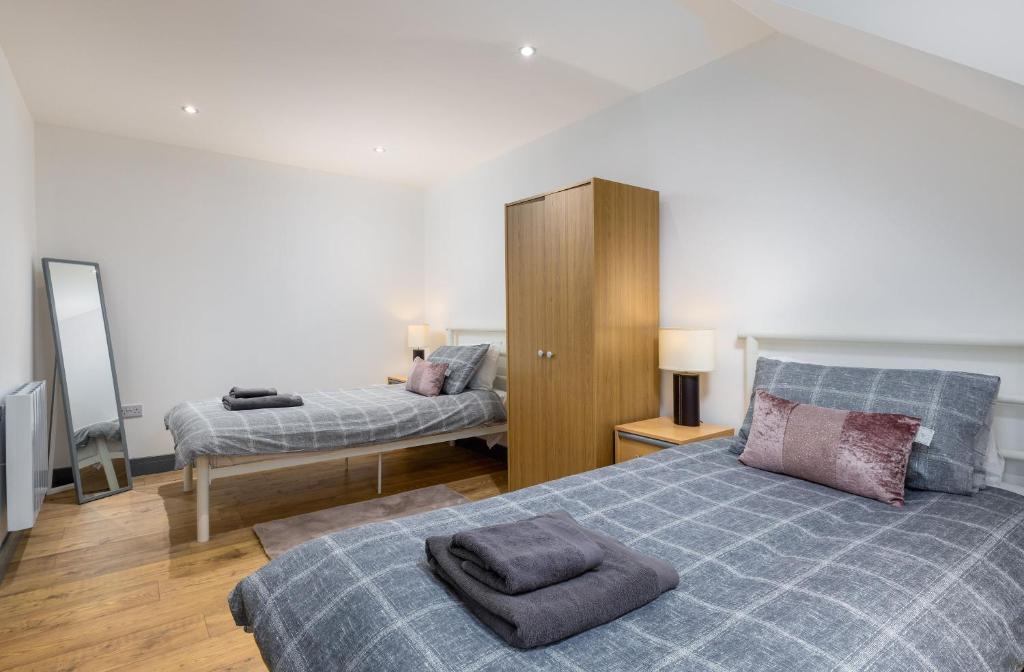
230, 438, 1024, 672
165, 385, 507, 470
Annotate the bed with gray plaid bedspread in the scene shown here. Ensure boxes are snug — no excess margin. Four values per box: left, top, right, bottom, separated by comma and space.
165, 386, 507, 469
229, 438, 1024, 672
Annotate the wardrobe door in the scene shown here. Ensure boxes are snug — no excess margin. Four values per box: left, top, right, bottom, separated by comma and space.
591, 179, 660, 467
543, 185, 595, 479
505, 198, 550, 490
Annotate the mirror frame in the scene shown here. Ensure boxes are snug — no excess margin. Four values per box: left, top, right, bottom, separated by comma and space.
42, 258, 133, 503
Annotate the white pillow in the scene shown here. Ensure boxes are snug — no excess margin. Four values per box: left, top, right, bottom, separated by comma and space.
468, 345, 499, 391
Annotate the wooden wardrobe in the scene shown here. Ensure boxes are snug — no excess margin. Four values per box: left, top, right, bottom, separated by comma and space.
505, 178, 659, 490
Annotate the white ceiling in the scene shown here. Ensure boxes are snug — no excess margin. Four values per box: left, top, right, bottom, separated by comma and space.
735, 0, 1024, 131
0, 0, 771, 186
2, 1, 1020, 187
775, 0, 1024, 86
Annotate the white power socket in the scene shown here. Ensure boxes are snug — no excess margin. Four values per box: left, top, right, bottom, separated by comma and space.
121, 404, 144, 419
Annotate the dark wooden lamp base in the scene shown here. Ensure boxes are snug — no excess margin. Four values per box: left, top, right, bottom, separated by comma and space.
673, 372, 700, 426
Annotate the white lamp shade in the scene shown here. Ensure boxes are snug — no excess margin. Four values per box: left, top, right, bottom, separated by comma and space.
407, 324, 429, 349
659, 329, 715, 372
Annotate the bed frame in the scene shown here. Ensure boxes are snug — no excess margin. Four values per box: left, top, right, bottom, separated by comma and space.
741, 333, 1024, 495
185, 328, 508, 542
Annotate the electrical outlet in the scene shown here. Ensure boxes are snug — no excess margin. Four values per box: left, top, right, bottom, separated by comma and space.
121, 404, 143, 419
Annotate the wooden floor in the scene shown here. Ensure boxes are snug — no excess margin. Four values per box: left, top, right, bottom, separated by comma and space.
0, 443, 507, 671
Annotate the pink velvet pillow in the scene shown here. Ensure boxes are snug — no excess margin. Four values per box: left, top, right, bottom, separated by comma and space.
406, 358, 448, 397
739, 390, 921, 506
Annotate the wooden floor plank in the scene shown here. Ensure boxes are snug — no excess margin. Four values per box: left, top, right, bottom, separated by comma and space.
122, 630, 266, 672
5, 615, 208, 672
0, 442, 506, 671
0, 581, 161, 639
0, 590, 224, 668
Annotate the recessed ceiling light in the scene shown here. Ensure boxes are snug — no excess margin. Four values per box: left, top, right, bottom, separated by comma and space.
373, 146, 387, 153
519, 45, 536, 57
181, 104, 198, 115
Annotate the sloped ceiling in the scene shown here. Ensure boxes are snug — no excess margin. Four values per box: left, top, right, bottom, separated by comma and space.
0, 0, 771, 185
1, 1, 1019, 186
733, 0, 1024, 130
776, 0, 1023, 86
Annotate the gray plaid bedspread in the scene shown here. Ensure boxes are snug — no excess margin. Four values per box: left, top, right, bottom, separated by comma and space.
165, 386, 506, 469
229, 439, 1024, 672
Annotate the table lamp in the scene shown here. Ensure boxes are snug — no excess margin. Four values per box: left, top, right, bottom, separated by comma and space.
659, 329, 715, 426
407, 324, 429, 360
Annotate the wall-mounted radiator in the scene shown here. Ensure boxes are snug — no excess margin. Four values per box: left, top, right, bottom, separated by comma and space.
3, 381, 48, 531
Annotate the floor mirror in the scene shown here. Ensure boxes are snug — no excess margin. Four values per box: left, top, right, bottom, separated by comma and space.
43, 258, 133, 503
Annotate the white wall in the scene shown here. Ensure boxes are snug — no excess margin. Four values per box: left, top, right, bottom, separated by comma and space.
36, 125, 425, 459
424, 35, 1024, 431
0, 45, 35, 396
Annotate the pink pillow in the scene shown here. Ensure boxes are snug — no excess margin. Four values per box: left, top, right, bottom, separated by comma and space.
739, 390, 921, 506
406, 358, 448, 397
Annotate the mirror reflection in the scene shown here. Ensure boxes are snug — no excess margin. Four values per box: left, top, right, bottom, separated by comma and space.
44, 259, 132, 501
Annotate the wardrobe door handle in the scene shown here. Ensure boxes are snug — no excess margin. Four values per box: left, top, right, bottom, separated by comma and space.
537, 350, 544, 358
546, 351, 554, 359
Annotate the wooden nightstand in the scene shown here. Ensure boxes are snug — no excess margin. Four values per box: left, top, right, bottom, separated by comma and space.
614, 417, 733, 463
387, 375, 408, 385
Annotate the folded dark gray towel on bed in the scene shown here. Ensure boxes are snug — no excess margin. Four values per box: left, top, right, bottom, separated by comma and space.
221, 394, 303, 411
425, 521, 678, 649
229, 386, 278, 398
448, 511, 604, 594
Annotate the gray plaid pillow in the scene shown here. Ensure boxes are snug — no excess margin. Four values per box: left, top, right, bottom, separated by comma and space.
731, 358, 1000, 496
428, 344, 490, 395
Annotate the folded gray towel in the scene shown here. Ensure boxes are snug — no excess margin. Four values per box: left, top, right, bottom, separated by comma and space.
221, 394, 303, 411
425, 523, 678, 649
448, 511, 604, 594
229, 386, 278, 398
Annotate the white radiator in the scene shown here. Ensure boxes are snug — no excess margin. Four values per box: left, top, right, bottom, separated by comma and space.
4, 381, 48, 531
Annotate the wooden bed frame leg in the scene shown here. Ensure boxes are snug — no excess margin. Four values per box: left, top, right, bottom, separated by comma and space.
196, 456, 210, 543
183, 462, 193, 492
377, 452, 382, 495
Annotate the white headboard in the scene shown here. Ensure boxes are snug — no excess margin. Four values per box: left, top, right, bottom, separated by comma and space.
740, 333, 1024, 494
447, 328, 507, 392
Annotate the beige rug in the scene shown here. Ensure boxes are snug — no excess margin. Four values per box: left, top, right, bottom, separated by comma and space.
254, 484, 470, 559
